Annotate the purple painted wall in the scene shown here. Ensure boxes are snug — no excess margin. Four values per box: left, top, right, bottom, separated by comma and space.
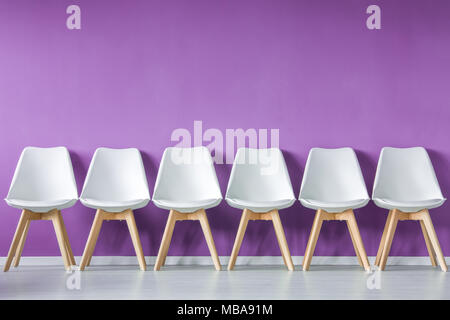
0, 0, 449, 258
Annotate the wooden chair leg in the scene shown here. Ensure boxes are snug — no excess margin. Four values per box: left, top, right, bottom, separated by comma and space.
86, 254, 92, 267
161, 253, 167, 267
198, 210, 222, 271
57, 212, 76, 266
228, 209, 251, 270
346, 220, 363, 267
51, 212, 71, 271
154, 210, 177, 271
302, 210, 325, 271
346, 211, 370, 271
125, 210, 147, 271
79, 210, 104, 271
421, 210, 447, 272
161, 211, 179, 267
270, 210, 294, 271
379, 210, 399, 270
420, 220, 437, 267
375, 210, 393, 266
13, 218, 31, 268
4, 211, 30, 272
86, 238, 94, 266
275, 230, 288, 268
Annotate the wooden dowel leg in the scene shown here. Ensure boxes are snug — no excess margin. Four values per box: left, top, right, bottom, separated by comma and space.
270, 210, 294, 271
160, 211, 179, 267
86, 254, 92, 267
154, 211, 177, 271
125, 210, 147, 271
346, 211, 370, 271
420, 220, 437, 267
275, 230, 288, 268
379, 210, 398, 270
57, 212, 76, 266
51, 212, 71, 271
79, 210, 104, 271
161, 254, 167, 267
4, 211, 30, 272
302, 210, 324, 271
198, 210, 221, 271
375, 210, 393, 267
13, 218, 31, 268
228, 209, 251, 271
346, 220, 363, 267
421, 210, 447, 272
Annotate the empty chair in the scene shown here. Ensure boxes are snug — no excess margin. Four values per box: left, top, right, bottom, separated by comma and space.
373, 147, 447, 272
79, 148, 150, 271
153, 146, 222, 271
299, 147, 370, 271
226, 148, 295, 271
4, 147, 78, 271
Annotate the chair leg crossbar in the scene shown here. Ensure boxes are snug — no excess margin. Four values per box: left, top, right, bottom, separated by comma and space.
302, 209, 371, 271
4, 209, 76, 272
228, 209, 295, 271
79, 209, 147, 271
375, 209, 447, 272
154, 209, 222, 271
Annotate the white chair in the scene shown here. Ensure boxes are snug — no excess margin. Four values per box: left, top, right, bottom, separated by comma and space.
299, 147, 370, 271
153, 146, 222, 271
226, 148, 295, 271
4, 147, 78, 271
79, 148, 150, 271
373, 147, 447, 272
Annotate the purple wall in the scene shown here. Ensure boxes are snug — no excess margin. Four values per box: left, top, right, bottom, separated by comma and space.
1, 0, 449, 258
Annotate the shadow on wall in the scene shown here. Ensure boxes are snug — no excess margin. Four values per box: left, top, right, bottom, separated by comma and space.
64, 150, 93, 256
134, 151, 161, 255
354, 149, 382, 256
426, 149, 450, 248
428, 149, 450, 206
280, 150, 309, 257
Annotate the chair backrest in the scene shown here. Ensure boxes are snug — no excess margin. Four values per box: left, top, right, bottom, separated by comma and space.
80, 148, 150, 201
226, 148, 295, 202
6, 146, 78, 201
372, 147, 444, 201
153, 147, 222, 202
299, 148, 369, 202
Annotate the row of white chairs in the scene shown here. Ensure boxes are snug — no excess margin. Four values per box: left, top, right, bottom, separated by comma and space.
3, 146, 447, 272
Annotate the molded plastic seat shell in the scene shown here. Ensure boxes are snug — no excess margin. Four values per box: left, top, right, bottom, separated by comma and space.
225, 148, 295, 213
299, 148, 370, 213
80, 148, 150, 213
372, 147, 446, 212
152, 147, 222, 213
5, 146, 78, 213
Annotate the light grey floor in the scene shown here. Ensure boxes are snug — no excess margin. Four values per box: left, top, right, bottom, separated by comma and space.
0, 264, 448, 300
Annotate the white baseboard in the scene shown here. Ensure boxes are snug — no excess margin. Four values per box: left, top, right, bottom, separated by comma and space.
1, 256, 447, 266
